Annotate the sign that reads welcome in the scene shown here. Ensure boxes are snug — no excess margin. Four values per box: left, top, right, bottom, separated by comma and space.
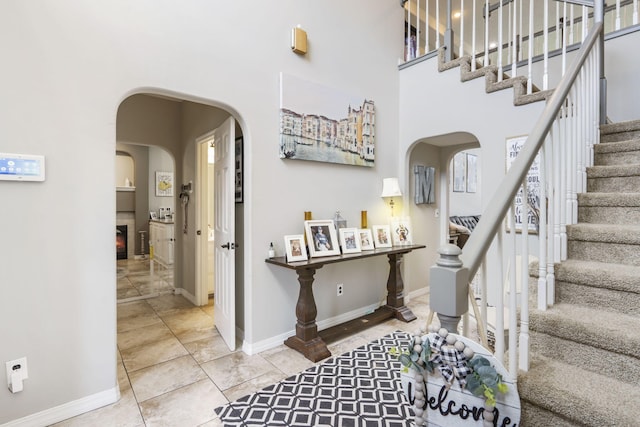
400, 334, 521, 427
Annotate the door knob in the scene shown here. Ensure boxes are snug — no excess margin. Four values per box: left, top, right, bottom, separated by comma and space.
221, 242, 236, 250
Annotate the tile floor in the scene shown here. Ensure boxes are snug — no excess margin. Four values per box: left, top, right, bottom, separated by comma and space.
53, 275, 434, 427
117, 258, 175, 302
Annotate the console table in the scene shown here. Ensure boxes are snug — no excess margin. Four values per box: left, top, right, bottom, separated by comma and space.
265, 244, 425, 362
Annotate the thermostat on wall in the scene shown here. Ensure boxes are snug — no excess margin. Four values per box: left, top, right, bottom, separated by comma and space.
0, 153, 45, 181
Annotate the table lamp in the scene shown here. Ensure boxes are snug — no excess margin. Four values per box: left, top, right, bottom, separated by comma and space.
381, 177, 402, 217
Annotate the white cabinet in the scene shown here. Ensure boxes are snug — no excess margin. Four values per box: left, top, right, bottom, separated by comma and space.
149, 221, 174, 266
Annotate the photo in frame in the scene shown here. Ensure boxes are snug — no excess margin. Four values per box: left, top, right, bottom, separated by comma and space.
155, 171, 174, 197
149, 211, 158, 220
304, 220, 341, 257
358, 229, 375, 251
372, 225, 392, 248
339, 228, 361, 254
284, 234, 308, 262
391, 217, 412, 245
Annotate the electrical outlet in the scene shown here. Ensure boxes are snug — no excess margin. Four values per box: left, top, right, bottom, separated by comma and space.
337, 283, 344, 296
6, 357, 28, 389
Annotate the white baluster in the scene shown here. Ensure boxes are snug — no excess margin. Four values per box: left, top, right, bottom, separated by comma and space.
616, 0, 622, 30
436, 0, 441, 49
519, 176, 529, 372
417, 0, 421, 56
634, 0, 638, 26
543, 0, 549, 90
538, 140, 548, 311
508, 200, 517, 379
498, 0, 503, 81
426, 0, 430, 52
527, 0, 533, 93
495, 231, 505, 364
511, 0, 517, 77
472, 0, 477, 71
460, 0, 465, 58
484, 0, 490, 66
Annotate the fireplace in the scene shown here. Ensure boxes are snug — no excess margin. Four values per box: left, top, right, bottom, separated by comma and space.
116, 225, 128, 260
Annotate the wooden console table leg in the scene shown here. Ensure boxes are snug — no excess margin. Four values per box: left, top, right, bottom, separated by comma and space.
284, 267, 331, 362
385, 252, 417, 322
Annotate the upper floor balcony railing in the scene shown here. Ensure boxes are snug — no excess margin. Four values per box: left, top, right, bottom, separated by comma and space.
402, 0, 638, 92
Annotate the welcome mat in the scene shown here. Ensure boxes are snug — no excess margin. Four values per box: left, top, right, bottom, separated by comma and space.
214, 331, 414, 426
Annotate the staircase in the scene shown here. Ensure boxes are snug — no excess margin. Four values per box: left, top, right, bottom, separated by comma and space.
519, 120, 640, 426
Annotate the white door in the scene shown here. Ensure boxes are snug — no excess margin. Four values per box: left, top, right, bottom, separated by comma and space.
214, 116, 236, 351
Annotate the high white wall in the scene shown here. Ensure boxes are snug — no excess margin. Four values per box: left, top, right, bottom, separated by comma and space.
0, 1, 404, 424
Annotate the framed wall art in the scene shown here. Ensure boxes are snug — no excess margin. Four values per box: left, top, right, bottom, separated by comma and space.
505, 135, 540, 233
372, 225, 392, 248
284, 234, 307, 262
466, 153, 477, 193
155, 171, 174, 197
452, 152, 466, 192
304, 220, 340, 257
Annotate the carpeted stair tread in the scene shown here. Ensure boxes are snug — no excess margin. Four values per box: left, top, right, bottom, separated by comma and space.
586, 164, 640, 178
437, 47, 551, 107
518, 355, 640, 426
529, 330, 640, 386
595, 138, 640, 151
600, 119, 640, 135
567, 222, 640, 244
553, 259, 640, 293
577, 192, 640, 206
529, 303, 640, 358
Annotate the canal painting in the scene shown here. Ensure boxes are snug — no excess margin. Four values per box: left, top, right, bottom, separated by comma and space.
279, 73, 375, 167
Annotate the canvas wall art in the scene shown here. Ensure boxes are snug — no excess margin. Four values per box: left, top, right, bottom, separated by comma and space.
279, 73, 375, 167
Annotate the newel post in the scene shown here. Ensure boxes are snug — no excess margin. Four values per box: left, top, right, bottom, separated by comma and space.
429, 244, 469, 332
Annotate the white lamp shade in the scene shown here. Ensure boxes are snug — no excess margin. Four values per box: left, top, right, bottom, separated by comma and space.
381, 177, 402, 198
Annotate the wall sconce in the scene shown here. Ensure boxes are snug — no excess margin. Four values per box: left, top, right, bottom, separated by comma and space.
291, 25, 307, 55
381, 177, 402, 217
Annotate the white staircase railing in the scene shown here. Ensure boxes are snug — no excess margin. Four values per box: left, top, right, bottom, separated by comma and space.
418, 0, 605, 376
403, 0, 636, 91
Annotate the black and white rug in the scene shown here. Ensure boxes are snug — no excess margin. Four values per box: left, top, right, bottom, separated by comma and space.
215, 331, 413, 426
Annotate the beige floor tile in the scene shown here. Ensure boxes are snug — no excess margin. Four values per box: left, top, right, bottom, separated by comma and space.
162, 309, 216, 343
129, 355, 208, 403
182, 334, 234, 364
326, 335, 370, 357
51, 387, 144, 427
146, 294, 194, 315
199, 417, 224, 426
118, 287, 142, 300
118, 322, 175, 351
222, 369, 289, 403
121, 336, 189, 372
138, 378, 227, 427
117, 311, 164, 334
200, 352, 275, 391
261, 346, 316, 376
117, 300, 156, 320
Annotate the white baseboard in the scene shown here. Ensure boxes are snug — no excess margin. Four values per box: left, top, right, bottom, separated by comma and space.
1, 387, 119, 427
174, 287, 197, 305
407, 286, 429, 301
242, 302, 380, 355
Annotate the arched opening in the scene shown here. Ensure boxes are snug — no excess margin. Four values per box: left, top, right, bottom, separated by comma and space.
402, 132, 481, 295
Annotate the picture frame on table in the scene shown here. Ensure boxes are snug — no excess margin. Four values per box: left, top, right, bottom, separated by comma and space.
284, 234, 307, 262
391, 217, 412, 245
372, 225, 392, 248
358, 229, 375, 251
339, 228, 361, 254
149, 211, 158, 220
304, 220, 341, 257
